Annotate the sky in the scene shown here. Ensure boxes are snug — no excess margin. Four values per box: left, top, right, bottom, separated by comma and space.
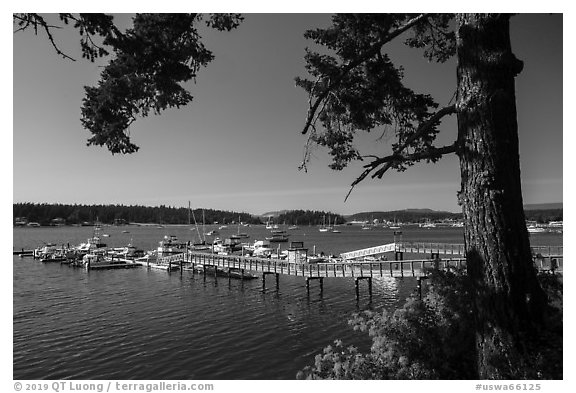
11, 12, 563, 216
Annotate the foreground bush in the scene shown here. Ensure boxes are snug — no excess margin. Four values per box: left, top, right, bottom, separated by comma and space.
297, 269, 562, 380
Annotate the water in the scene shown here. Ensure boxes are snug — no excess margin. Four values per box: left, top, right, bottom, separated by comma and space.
13, 225, 562, 379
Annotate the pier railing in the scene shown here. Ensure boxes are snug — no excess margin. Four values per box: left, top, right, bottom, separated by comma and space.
396, 242, 466, 256
339, 242, 562, 260
178, 251, 467, 278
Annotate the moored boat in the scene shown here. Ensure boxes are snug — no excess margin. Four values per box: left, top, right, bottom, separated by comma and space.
266, 233, 289, 243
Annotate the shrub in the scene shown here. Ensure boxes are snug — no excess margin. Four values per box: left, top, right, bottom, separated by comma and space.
297, 268, 477, 379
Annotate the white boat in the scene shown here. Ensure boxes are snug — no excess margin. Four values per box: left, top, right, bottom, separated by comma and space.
421, 221, 437, 229
361, 222, 372, 230
83, 252, 139, 270
108, 243, 144, 260
527, 225, 547, 234
319, 215, 329, 232
246, 240, 274, 258
548, 221, 563, 228
75, 222, 108, 256
157, 235, 188, 257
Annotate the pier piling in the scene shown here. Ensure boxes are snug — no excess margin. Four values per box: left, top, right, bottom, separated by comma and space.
354, 277, 373, 299
305, 277, 323, 296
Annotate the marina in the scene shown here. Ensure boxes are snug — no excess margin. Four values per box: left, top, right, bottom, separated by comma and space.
13, 223, 563, 379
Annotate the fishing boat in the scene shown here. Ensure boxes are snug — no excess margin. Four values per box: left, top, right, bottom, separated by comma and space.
75, 222, 108, 257
157, 235, 188, 257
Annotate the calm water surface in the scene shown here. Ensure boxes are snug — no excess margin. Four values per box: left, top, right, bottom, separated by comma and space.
13, 225, 562, 379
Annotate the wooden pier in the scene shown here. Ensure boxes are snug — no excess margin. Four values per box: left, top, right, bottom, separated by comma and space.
154, 241, 563, 298
159, 251, 468, 298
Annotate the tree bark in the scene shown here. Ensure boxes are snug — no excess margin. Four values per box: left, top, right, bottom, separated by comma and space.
455, 13, 548, 379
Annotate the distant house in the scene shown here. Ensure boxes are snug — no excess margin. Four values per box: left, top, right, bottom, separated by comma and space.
14, 217, 28, 226
51, 217, 66, 226
114, 218, 127, 225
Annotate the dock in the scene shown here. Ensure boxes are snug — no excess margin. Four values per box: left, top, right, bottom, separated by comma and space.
155, 241, 562, 298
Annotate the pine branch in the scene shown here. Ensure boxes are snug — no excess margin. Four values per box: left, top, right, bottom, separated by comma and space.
14, 14, 77, 61
301, 13, 431, 136
344, 141, 458, 201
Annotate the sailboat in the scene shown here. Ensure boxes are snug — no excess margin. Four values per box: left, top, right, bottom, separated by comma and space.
331, 216, 341, 233
265, 217, 273, 230
230, 215, 249, 239
288, 219, 299, 230
389, 216, 401, 230
319, 215, 329, 232
190, 205, 210, 250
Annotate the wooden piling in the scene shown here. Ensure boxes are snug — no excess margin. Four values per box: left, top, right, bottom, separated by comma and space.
368, 277, 372, 298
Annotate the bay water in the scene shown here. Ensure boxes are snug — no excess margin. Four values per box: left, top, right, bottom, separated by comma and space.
13, 225, 562, 379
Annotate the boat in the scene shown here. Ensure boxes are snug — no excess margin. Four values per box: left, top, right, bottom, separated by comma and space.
206, 230, 219, 236
265, 217, 274, 230
527, 225, 547, 234
193, 265, 258, 280
135, 253, 179, 271
82, 252, 140, 270
39, 250, 70, 263
108, 243, 145, 260
243, 240, 273, 257
331, 217, 341, 233
157, 235, 188, 257
266, 233, 290, 243
75, 222, 108, 257
212, 238, 243, 254
420, 220, 437, 229
230, 216, 250, 239
319, 215, 329, 232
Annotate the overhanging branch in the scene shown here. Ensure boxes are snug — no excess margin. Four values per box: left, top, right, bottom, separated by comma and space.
344, 141, 458, 202
301, 13, 431, 135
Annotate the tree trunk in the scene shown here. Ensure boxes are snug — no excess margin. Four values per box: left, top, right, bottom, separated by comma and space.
455, 13, 548, 379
